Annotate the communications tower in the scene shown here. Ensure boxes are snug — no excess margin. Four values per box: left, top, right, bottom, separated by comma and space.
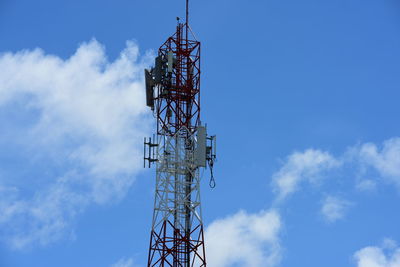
144, 1, 216, 266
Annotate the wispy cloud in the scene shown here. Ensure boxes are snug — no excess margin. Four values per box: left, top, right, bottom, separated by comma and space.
0, 40, 152, 249
272, 149, 341, 202
356, 179, 377, 192
205, 209, 281, 267
111, 258, 136, 267
356, 138, 400, 190
321, 195, 353, 223
354, 239, 400, 267
272, 138, 400, 203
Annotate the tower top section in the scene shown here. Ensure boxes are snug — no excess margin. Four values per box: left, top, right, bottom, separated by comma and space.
144, 0, 201, 136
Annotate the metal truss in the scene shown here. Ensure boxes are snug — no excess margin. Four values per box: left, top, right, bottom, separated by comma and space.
148, 128, 206, 266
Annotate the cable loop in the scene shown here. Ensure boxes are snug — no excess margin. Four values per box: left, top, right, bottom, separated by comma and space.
208, 160, 216, 188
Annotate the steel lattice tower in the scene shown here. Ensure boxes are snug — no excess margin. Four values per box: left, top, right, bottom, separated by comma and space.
144, 1, 216, 266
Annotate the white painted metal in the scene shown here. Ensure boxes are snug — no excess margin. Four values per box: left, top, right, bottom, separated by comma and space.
151, 127, 205, 262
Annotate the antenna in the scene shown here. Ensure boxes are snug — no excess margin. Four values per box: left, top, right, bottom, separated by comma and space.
186, 0, 189, 25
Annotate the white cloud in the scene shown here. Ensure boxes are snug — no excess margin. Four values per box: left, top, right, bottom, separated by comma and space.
111, 258, 135, 267
205, 209, 281, 267
354, 239, 400, 267
0, 40, 152, 249
357, 138, 400, 189
356, 179, 377, 192
271, 138, 400, 202
321, 195, 352, 223
272, 149, 341, 201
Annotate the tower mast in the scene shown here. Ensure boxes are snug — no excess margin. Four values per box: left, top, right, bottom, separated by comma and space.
186, 0, 189, 25
144, 1, 216, 266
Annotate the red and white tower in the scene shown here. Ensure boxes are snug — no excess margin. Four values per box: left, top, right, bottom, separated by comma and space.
144, 1, 216, 266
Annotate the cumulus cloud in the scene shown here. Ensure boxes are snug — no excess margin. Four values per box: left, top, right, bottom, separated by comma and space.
205, 209, 281, 267
272, 149, 341, 201
0, 40, 152, 248
321, 195, 352, 223
354, 239, 400, 267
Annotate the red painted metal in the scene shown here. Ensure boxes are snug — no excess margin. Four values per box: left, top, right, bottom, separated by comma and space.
154, 22, 201, 137
147, 220, 206, 266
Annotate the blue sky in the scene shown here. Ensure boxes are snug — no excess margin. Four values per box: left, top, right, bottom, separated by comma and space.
1, 0, 400, 266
